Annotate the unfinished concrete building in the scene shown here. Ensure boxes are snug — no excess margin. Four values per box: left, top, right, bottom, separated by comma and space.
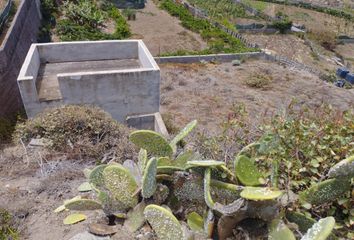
17, 40, 166, 133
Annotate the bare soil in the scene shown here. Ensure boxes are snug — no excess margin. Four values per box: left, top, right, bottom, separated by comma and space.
301, 0, 354, 9
335, 43, 354, 69
160, 59, 354, 132
127, 0, 207, 56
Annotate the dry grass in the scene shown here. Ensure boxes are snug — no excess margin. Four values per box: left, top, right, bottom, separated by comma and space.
14, 105, 137, 161
244, 72, 273, 89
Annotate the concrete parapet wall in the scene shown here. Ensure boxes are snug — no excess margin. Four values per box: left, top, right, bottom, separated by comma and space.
0, 0, 41, 117
18, 40, 161, 123
155, 52, 263, 64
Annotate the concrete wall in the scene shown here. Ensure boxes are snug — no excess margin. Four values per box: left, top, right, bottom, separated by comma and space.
0, 0, 41, 118
155, 52, 263, 64
18, 40, 161, 123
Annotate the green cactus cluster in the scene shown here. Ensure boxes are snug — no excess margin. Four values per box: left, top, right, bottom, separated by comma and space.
55, 120, 349, 240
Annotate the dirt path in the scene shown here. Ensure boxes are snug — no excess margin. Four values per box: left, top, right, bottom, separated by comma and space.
160, 60, 354, 132
127, 0, 207, 56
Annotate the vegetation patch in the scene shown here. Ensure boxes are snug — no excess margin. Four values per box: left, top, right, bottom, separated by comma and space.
39, 0, 130, 42
157, 0, 257, 55
244, 72, 273, 88
14, 105, 136, 160
0, 208, 19, 240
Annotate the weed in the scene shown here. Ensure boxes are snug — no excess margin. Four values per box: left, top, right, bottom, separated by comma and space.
244, 72, 273, 89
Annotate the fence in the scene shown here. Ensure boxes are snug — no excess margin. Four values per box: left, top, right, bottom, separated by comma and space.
172, 1, 324, 77
0, 0, 12, 32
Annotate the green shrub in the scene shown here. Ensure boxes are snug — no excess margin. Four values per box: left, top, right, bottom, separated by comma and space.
0, 208, 19, 240
14, 105, 136, 160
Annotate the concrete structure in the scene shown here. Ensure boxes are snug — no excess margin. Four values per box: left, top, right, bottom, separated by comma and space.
0, 0, 41, 118
17, 40, 161, 125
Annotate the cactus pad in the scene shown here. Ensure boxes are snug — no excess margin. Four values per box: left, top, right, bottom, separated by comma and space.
77, 182, 92, 192
269, 219, 296, 240
204, 168, 215, 208
144, 204, 184, 240
170, 120, 197, 152
174, 151, 199, 167
64, 199, 102, 211
187, 212, 204, 232
103, 165, 139, 210
299, 179, 351, 205
138, 148, 148, 173
240, 187, 283, 200
142, 158, 158, 198
89, 164, 107, 189
301, 217, 335, 240
234, 155, 262, 186
327, 155, 354, 179
123, 160, 142, 185
188, 160, 225, 167
129, 130, 173, 157
63, 213, 87, 225
124, 202, 146, 233
286, 211, 316, 233
54, 205, 66, 213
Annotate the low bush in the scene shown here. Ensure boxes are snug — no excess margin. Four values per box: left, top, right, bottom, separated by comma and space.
244, 72, 273, 88
14, 105, 136, 161
0, 208, 19, 240
195, 103, 354, 238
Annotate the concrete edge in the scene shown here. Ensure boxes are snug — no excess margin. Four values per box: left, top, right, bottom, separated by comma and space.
154, 52, 263, 64
154, 112, 169, 138
138, 40, 160, 71
18, 44, 37, 80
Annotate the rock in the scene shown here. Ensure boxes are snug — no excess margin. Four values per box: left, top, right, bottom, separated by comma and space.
28, 138, 52, 148
69, 231, 110, 240
232, 60, 241, 66
89, 223, 119, 236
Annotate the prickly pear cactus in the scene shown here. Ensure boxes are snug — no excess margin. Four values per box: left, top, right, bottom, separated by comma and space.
63, 213, 87, 225
286, 211, 316, 233
144, 204, 184, 240
188, 160, 225, 167
77, 182, 92, 192
299, 179, 351, 205
89, 164, 107, 189
187, 212, 204, 232
124, 202, 146, 233
269, 219, 296, 240
129, 130, 173, 157
123, 160, 142, 185
103, 165, 139, 210
142, 158, 158, 198
138, 148, 148, 174
170, 120, 197, 153
64, 199, 102, 211
234, 155, 263, 186
327, 155, 354, 179
301, 217, 335, 240
240, 187, 283, 201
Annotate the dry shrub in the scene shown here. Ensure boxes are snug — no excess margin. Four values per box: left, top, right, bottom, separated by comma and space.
310, 29, 337, 51
14, 105, 137, 161
245, 72, 273, 89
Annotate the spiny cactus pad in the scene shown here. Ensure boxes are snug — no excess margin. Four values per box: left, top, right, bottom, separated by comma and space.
301, 217, 335, 240
187, 212, 204, 232
286, 211, 316, 233
123, 160, 142, 185
213, 198, 245, 216
188, 160, 225, 167
103, 165, 139, 210
175, 151, 199, 167
269, 219, 296, 240
327, 155, 354, 179
129, 130, 173, 157
234, 155, 262, 186
63, 213, 87, 225
89, 164, 107, 189
77, 182, 92, 192
138, 148, 148, 174
142, 158, 158, 198
124, 202, 146, 233
54, 205, 66, 213
204, 168, 215, 208
64, 199, 102, 211
170, 120, 197, 152
144, 204, 184, 240
240, 187, 283, 201
299, 179, 351, 205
